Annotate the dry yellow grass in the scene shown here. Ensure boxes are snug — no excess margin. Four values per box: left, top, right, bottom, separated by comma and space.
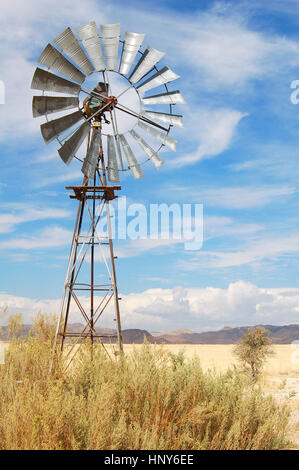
116, 343, 299, 449
1, 318, 298, 450
0, 336, 293, 450
101, 342, 298, 449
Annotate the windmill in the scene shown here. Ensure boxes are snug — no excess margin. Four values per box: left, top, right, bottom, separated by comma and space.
31, 22, 185, 368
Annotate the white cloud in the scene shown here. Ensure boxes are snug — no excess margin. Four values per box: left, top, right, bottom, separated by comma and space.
144, 276, 172, 284
34, 148, 61, 163
171, 108, 247, 167
196, 185, 295, 209
204, 216, 263, 239
179, 12, 299, 88
228, 161, 257, 172
105, 281, 299, 330
0, 204, 71, 234
185, 281, 299, 327
8, 253, 31, 263
0, 51, 38, 141
33, 170, 83, 188
0, 226, 72, 250
227, 144, 299, 183
160, 184, 295, 208
1, 281, 298, 331
179, 231, 299, 269
0, 294, 61, 323
115, 237, 184, 259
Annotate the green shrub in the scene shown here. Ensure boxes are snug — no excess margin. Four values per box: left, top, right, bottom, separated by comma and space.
233, 327, 274, 382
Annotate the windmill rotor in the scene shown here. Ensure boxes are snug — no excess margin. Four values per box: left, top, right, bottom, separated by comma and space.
31, 21, 185, 180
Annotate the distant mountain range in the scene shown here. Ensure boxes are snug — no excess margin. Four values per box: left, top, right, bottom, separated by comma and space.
151, 325, 299, 344
1, 323, 298, 344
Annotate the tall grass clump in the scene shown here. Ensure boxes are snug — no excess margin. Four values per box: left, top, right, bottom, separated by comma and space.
0, 314, 292, 450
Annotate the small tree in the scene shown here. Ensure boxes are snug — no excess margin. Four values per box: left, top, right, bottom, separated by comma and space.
233, 327, 274, 382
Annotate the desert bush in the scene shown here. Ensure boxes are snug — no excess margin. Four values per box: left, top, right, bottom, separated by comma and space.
6, 313, 24, 340
30, 312, 57, 343
0, 316, 291, 450
233, 327, 274, 382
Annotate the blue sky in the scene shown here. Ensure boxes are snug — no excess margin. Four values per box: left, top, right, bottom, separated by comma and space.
1, 0, 299, 331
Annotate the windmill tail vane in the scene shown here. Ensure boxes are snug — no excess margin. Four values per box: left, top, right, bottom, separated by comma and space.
31, 21, 185, 371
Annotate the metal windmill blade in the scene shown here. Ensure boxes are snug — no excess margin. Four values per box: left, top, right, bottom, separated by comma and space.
31, 68, 81, 95
54, 27, 95, 76
100, 23, 120, 70
119, 31, 145, 75
136, 66, 179, 94
58, 122, 90, 165
81, 127, 102, 179
114, 135, 124, 171
141, 110, 183, 128
107, 135, 120, 183
130, 129, 164, 169
138, 120, 177, 151
119, 134, 144, 179
32, 96, 79, 118
129, 46, 165, 84
38, 44, 85, 84
76, 22, 106, 71
142, 90, 186, 105
41, 110, 84, 144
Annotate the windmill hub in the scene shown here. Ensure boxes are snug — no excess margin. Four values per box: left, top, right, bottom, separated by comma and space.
104, 95, 118, 114
108, 95, 118, 106
83, 81, 118, 125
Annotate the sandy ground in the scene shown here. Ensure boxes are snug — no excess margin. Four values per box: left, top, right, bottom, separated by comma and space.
119, 344, 299, 374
